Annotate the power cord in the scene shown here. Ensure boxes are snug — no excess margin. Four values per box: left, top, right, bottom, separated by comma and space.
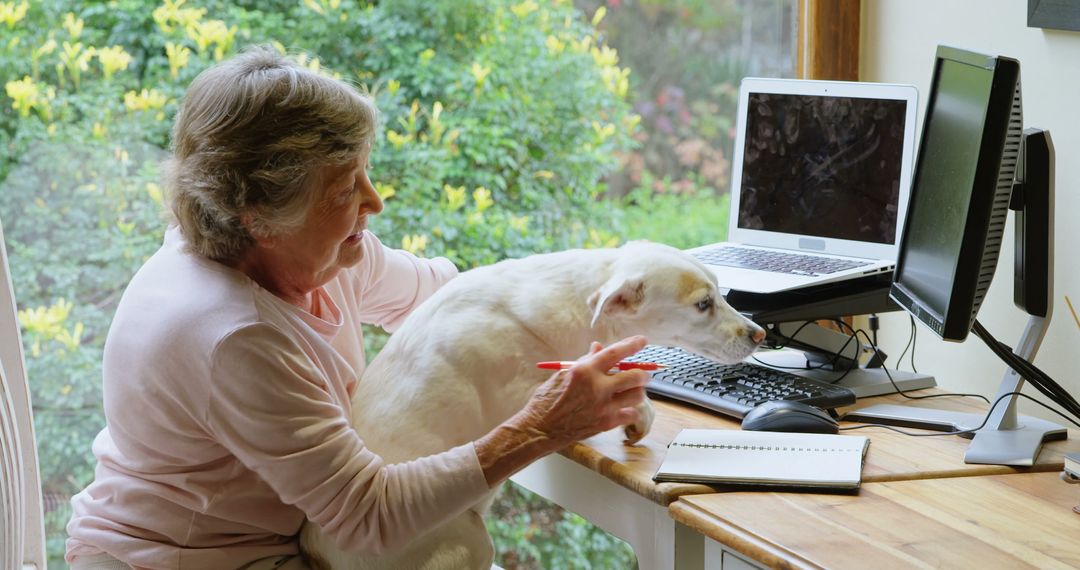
840, 389, 1080, 436
754, 317, 987, 402
748, 315, 1080, 421
869, 313, 880, 347
752, 319, 863, 381
838, 319, 1080, 437
896, 315, 919, 373
971, 319, 1080, 420
743, 315, 1077, 438
844, 326, 989, 404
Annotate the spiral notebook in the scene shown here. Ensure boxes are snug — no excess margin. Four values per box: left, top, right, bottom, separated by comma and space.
654, 429, 870, 490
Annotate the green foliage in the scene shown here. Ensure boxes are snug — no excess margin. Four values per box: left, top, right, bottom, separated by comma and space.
612, 183, 731, 248
487, 482, 636, 569
0, 131, 170, 494
577, 0, 748, 198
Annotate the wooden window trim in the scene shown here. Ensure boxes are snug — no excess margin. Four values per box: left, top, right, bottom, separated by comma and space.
797, 0, 861, 80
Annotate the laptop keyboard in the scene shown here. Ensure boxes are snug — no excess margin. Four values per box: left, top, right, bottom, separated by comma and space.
692, 245, 871, 276
631, 345, 856, 419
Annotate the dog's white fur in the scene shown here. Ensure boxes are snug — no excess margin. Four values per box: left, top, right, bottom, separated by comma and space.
299, 241, 764, 569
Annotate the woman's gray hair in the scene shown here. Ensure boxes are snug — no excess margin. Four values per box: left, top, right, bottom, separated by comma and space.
163, 45, 379, 262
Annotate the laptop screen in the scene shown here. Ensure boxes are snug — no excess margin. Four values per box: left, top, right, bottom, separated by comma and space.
736, 92, 909, 245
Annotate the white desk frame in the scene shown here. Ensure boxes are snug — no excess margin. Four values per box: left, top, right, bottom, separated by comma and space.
511, 454, 707, 570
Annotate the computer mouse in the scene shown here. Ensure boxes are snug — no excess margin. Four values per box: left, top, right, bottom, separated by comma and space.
741, 400, 840, 434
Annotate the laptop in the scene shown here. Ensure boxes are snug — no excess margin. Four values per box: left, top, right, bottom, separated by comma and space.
688, 78, 919, 295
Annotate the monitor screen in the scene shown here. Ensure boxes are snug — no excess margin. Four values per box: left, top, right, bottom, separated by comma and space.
895, 61, 992, 320
737, 92, 909, 244
890, 46, 1021, 341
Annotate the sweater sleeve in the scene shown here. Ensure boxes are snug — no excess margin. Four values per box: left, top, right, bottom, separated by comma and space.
349, 232, 458, 333
206, 323, 490, 554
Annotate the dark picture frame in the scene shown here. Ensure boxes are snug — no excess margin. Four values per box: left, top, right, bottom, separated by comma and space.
1028, 0, 1080, 32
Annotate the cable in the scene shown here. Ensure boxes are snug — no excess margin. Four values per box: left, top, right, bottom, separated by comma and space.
840, 388, 1080, 437
752, 320, 861, 376
846, 327, 990, 403
971, 319, 1075, 412
893, 315, 916, 372
838, 319, 1080, 438
754, 318, 1016, 407
755, 319, 986, 402
971, 319, 1080, 421
909, 315, 919, 373
752, 315, 1079, 435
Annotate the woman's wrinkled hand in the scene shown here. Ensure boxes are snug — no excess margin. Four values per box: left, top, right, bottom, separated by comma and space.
517, 335, 650, 448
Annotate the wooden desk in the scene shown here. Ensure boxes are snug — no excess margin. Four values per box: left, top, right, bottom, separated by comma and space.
669, 471, 1080, 569
510, 392, 1080, 570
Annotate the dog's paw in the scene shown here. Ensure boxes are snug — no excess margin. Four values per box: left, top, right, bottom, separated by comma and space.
623, 398, 655, 444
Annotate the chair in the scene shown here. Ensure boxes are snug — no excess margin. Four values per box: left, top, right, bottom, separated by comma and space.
0, 214, 47, 569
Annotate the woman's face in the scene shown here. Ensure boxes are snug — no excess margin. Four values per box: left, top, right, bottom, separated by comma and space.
270, 148, 383, 293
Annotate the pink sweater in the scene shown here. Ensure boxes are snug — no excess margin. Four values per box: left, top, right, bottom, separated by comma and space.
66, 228, 490, 569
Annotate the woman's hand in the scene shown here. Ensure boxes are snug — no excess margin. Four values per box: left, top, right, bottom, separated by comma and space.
474, 336, 650, 486
519, 336, 650, 446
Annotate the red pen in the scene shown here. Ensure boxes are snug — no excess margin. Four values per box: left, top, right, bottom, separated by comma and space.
535, 361, 666, 372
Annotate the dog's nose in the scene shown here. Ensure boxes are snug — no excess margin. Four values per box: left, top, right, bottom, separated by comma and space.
751, 328, 766, 344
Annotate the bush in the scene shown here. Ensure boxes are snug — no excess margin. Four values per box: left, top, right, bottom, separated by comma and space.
1, 0, 645, 566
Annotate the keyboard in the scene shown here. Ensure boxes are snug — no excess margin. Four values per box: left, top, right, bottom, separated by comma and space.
691, 245, 871, 276
631, 345, 856, 419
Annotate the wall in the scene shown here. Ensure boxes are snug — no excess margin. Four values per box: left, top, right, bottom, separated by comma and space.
860, 0, 1080, 422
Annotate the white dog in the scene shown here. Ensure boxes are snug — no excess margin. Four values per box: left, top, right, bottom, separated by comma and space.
300, 241, 765, 569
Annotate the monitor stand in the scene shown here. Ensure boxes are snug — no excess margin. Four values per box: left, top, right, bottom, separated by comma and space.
754, 321, 937, 398
846, 128, 1065, 467
844, 314, 1066, 466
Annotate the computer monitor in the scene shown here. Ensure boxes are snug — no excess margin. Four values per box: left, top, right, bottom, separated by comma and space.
843, 45, 1064, 466
890, 47, 1021, 341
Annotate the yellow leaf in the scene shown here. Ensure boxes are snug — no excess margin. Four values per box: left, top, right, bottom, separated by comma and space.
591, 6, 607, 27
443, 184, 466, 211
146, 182, 164, 205
375, 182, 396, 200
545, 35, 565, 55
511, 0, 538, 19
401, 234, 429, 254
473, 187, 493, 213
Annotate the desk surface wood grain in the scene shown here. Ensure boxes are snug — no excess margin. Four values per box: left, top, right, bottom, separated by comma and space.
670, 471, 1080, 569
560, 391, 1080, 505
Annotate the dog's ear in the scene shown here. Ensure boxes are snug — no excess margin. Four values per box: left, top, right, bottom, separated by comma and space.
588, 277, 645, 328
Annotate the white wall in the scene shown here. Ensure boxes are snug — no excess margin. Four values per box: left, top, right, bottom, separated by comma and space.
860, 0, 1080, 422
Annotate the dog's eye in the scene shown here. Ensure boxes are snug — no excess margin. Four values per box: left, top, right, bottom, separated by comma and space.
696, 297, 713, 312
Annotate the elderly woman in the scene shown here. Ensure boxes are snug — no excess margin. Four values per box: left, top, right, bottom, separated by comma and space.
65, 46, 649, 570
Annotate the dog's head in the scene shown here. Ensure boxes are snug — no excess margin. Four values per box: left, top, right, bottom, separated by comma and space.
587, 241, 765, 364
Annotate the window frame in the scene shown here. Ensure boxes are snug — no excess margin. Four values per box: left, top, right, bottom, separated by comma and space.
797, 0, 861, 80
